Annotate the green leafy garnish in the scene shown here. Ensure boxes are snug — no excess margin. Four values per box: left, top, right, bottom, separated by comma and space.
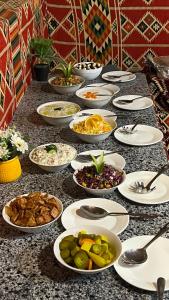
56, 62, 73, 79
45, 144, 57, 153
91, 152, 105, 174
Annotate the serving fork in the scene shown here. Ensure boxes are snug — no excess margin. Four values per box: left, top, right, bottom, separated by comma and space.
75, 151, 118, 163
130, 163, 169, 194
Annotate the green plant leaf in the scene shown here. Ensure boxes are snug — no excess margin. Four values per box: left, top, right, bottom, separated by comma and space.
91, 152, 104, 174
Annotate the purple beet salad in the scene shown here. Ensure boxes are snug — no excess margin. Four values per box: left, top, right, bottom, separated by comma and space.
75, 165, 124, 189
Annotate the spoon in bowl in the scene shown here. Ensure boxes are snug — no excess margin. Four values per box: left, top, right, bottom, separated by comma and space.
121, 222, 169, 265
79, 205, 161, 220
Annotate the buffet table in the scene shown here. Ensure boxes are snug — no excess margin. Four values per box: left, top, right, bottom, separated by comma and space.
0, 66, 169, 300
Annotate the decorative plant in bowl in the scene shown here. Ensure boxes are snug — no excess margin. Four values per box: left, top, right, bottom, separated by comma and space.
73, 153, 125, 195
0, 127, 28, 183
49, 62, 85, 94
29, 37, 55, 81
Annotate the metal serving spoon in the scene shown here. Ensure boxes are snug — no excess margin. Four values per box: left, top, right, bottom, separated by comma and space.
157, 277, 166, 300
80, 205, 161, 220
121, 222, 169, 265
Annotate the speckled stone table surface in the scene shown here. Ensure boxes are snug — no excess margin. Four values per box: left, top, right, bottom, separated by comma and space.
0, 66, 169, 300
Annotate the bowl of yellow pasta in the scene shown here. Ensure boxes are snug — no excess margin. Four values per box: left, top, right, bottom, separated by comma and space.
69, 114, 117, 143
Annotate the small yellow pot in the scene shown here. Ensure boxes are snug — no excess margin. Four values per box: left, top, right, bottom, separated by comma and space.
0, 156, 22, 183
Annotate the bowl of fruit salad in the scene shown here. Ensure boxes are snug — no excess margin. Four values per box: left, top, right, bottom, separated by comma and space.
53, 225, 122, 274
73, 153, 126, 195
69, 114, 117, 143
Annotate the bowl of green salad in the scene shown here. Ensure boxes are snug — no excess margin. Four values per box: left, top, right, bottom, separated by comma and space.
37, 101, 81, 126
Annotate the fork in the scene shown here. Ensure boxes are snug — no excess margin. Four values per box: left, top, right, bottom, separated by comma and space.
106, 73, 132, 78
75, 151, 117, 163
116, 95, 150, 105
129, 163, 169, 194
118, 119, 141, 134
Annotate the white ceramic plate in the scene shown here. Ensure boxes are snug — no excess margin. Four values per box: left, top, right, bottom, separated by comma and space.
102, 71, 136, 83
114, 236, 169, 291
86, 83, 120, 95
61, 198, 129, 235
71, 149, 126, 170
112, 95, 153, 110
118, 171, 169, 204
75, 108, 117, 121
114, 125, 163, 146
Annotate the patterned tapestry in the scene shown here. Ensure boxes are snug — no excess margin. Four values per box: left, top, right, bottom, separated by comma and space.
46, 0, 169, 71
0, 0, 46, 127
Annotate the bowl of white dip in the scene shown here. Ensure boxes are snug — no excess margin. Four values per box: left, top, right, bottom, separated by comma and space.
29, 143, 77, 172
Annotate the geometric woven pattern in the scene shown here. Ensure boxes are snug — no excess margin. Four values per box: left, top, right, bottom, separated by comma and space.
0, 0, 46, 128
45, 0, 169, 72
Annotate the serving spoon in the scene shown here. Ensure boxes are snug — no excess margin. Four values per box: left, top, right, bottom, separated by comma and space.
79, 205, 161, 220
121, 222, 169, 265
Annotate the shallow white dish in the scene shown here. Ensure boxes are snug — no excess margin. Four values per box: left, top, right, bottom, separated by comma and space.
48, 75, 85, 94
75, 108, 117, 121
29, 143, 77, 172
61, 198, 129, 235
71, 149, 126, 171
37, 101, 81, 126
85, 82, 120, 95
118, 171, 169, 204
69, 115, 117, 143
73, 62, 103, 80
114, 125, 163, 146
76, 87, 113, 108
53, 225, 122, 274
112, 94, 153, 110
114, 235, 169, 291
2, 193, 63, 233
102, 71, 136, 83
73, 168, 126, 196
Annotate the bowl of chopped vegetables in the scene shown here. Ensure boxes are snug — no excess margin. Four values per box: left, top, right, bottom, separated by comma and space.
37, 101, 81, 126
73, 62, 103, 80
73, 153, 126, 195
53, 225, 122, 274
69, 114, 117, 143
29, 143, 77, 172
48, 75, 85, 94
76, 87, 113, 108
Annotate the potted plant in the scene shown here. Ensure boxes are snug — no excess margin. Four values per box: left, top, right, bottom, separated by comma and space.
0, 127, 28, 183
29, 37, 55, 81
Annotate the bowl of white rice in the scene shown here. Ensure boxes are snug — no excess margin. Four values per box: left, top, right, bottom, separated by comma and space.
37, 101, 81, 126
29, 143, 77, 172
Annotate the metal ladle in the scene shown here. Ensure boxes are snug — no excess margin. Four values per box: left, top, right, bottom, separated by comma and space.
121, 222, 169, 265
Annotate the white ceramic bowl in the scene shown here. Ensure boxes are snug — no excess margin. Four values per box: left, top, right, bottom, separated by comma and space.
53, 225, 122, 274
73, 167, 126, 196
2, 193, 63, 233
48, 75, 85, 94
29, 143, 77, 172
73, 62, 103, 80
37, 101, 81, 126
76, 87, 113, 108
69, 116, 117, 143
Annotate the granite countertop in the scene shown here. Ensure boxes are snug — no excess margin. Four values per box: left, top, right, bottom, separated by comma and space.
0, 67, 169, 300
